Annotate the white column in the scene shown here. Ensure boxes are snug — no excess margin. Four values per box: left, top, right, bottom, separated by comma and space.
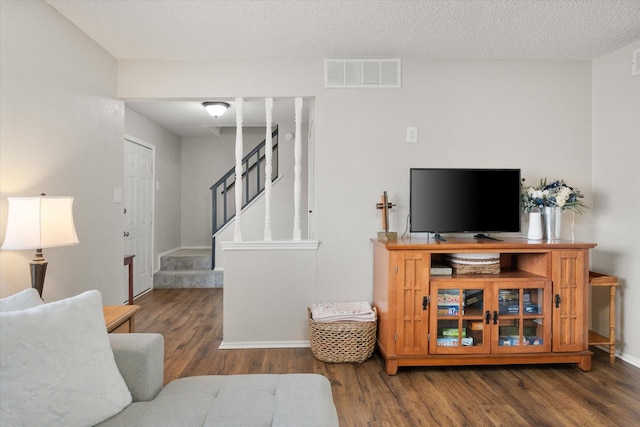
264, 98, 273, 241
234, 97, 244, 241
293, 97, 303, 241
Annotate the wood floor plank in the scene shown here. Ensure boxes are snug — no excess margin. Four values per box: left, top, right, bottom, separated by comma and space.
134, 289, 640, 426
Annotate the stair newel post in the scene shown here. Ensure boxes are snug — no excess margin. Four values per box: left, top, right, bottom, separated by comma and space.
234, 97, 244, 242
293, 97, 303, 241
264, 98, 273, 241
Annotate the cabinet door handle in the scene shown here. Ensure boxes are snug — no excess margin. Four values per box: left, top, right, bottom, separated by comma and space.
493, 311, 498, 324
422, 296, 428, 311
555, 294, 561, 308
485, 310, 491, 324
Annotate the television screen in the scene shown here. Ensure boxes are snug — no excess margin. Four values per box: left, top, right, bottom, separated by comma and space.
409, 168, 521, 235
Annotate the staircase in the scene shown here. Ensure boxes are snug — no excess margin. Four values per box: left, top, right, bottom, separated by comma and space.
153, 249, 223, 289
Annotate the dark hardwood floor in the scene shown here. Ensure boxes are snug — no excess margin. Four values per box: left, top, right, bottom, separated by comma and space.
134, 288, 640, 426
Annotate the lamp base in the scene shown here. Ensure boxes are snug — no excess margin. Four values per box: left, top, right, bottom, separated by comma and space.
30, 256, 48, 297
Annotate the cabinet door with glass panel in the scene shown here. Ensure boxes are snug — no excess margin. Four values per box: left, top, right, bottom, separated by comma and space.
491, 280, 551, 354
429, 281, 491, 354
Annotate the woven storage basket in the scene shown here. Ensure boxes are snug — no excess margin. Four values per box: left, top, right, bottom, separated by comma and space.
446, 254, 501, 275
308, 307, 377, 363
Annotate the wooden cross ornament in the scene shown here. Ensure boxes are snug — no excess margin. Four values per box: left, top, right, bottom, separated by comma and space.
376, 191, 397, 240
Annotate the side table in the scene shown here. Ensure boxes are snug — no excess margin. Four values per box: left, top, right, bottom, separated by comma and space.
103, 305, 140, 333
588, 271, 619, 363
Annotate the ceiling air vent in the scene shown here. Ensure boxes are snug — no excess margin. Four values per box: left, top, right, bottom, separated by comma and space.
324, 59, 401, 88
633, 49, 640, 77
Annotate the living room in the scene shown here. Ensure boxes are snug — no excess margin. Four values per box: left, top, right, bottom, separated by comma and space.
1, 0, 639, 424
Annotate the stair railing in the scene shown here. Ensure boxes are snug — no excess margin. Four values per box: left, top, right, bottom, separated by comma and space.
210, 127, 279, 268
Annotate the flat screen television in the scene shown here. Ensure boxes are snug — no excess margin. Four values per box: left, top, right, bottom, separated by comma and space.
409, 168, 521, 239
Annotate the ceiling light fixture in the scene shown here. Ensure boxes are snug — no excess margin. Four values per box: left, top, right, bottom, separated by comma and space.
203, 101, 230, 118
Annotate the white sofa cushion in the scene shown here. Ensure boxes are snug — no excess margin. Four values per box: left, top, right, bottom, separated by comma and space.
0, 288, 43, 312
0, 290, 132, 427
97, 374, 340, 427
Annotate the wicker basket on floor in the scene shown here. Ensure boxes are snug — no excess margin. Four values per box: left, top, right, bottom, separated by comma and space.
308, 307, 377, 363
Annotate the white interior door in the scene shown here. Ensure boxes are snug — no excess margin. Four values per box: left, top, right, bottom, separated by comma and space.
124, 139, 153, 298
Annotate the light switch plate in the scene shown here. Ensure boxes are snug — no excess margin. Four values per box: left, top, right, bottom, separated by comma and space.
113, 186, 123, 203
406, 126, 418, 143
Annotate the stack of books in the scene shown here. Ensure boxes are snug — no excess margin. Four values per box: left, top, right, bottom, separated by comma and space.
437, 290, 460, 315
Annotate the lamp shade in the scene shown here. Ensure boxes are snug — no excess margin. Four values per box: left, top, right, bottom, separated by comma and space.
1, 196, 79, 250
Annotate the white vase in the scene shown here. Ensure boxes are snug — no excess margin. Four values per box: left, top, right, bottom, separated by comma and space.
543, 207, 562, 240
527, 210, 543, 240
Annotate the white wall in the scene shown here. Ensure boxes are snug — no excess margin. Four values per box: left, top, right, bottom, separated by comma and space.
222, 244, 317, 347
119, 58, 595, 343
591, 40, 640, 364
315, 59, 593, 303
124, 107, 182, 271
181, 127, 267, 248
0, 0, 125, 304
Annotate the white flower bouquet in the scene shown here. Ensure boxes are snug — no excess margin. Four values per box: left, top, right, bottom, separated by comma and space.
521, 178, 588, 214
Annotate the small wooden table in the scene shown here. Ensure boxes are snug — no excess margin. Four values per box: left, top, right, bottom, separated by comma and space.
103, 305, 139, 333
588, 271, 618, 363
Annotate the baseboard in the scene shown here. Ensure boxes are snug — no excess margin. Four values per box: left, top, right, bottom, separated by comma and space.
592, 344, 640, 368
131, 288, 152, 303
616, 351, 640, 368
219, 340, 310, 349
618, 352, 640, 368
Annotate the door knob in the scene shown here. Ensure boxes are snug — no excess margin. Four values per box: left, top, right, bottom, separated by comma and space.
124, 231, 130, 237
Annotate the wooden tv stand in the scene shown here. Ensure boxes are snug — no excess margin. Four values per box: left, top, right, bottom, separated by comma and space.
372, 237, 596, 375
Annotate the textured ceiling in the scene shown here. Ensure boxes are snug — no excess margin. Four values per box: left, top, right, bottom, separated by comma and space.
46, 0, 640, 61
43, 0, 640, 137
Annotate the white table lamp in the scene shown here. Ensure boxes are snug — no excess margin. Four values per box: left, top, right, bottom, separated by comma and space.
1, 195, 79, 296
